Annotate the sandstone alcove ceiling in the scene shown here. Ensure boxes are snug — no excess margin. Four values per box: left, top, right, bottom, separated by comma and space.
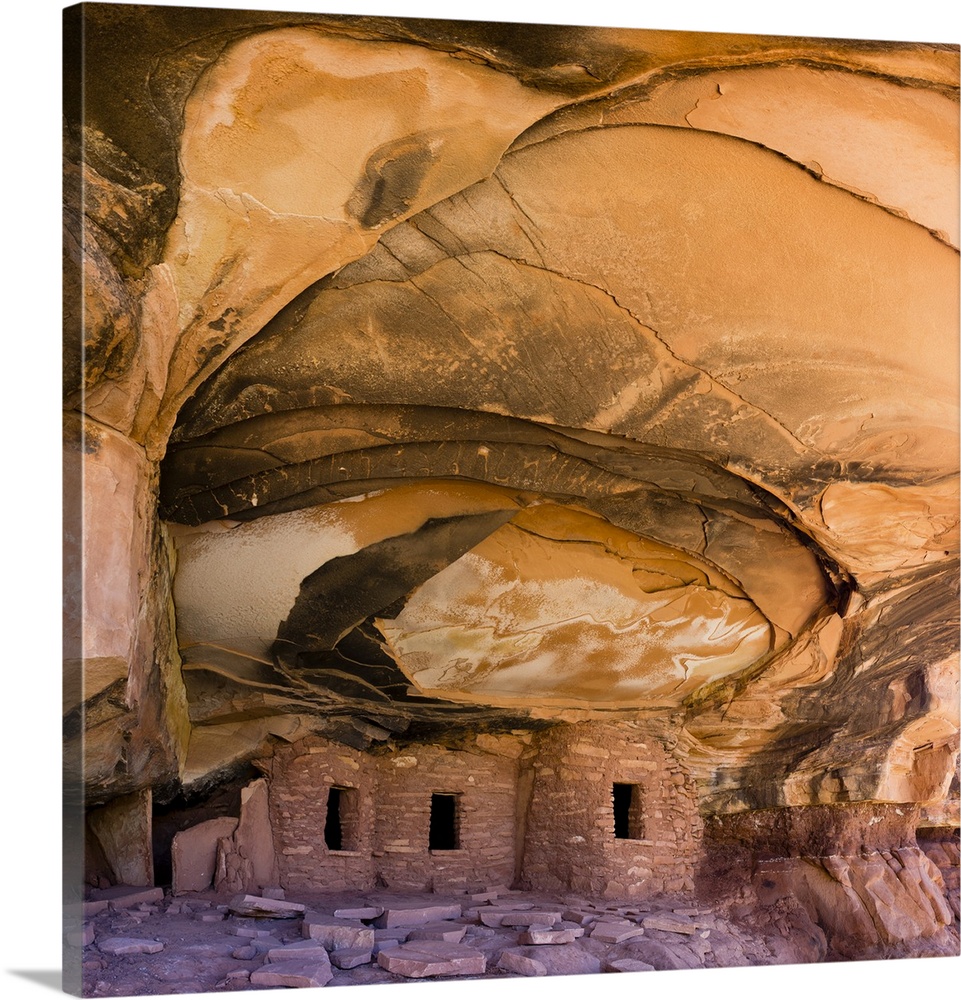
64, 6, 959, 986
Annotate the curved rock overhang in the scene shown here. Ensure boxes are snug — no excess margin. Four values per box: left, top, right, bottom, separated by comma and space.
66, 8, 959, 823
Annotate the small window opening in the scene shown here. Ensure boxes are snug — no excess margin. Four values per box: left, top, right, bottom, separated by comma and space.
324, 786, 358, 851
613, 783, 643, 840
429, 793, 460, 850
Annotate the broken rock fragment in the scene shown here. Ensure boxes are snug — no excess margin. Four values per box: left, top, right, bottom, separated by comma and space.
330, 947, 373, 969
519, 927, 580, 944
497, 949, 547, 976
376, 941, 486, 977
171, 816, 239, 893
499, 910, 564, 927
265, 940, 331, 963
606, 958, 656, 972
590, 922, 646, 943
228, 894, 305, 918
642, 914, 698, 935
334, 905, 383, 919
98, 937, 164, 956
375, 904, 462, 927
406, 922, 467, 943
250, 955, 333, 989
303, 913, 375, 951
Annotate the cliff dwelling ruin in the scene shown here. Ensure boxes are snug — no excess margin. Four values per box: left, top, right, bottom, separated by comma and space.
63, 3, 959, 995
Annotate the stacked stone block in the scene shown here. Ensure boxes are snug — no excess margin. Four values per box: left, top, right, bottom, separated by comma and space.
519, 722, 702, 898
266, 723, 701, 899
266, 738, 376, 891
373, 745, 518, 891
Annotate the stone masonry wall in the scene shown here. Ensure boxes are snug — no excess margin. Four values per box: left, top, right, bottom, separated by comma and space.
520, 722, 702, 898
267, 734, 523, 892
372, 744, 519, 891
266, 737, 376, 892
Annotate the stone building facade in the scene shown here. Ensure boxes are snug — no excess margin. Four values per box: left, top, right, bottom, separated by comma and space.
262, 721, 701, 899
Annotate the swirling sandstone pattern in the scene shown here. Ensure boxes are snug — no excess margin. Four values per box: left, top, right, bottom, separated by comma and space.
65, 5, 958, 973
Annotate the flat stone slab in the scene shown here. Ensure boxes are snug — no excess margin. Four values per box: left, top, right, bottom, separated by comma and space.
498, 949, 547, 976
590, 922, 645, 943
228, 894, 305, 918
377, 941, 486, 978
375, 904, 462, 928
642, 915, 697, 935
171, 816, 238, 894
265, 940, 330, 963
499, 910, 563, 927
250, 957, 333, 989
98, 937, 164, 956
334, 905, 383, 920
375, 927, 409, 943
330, 947, 373, 969
303, 913, 375, 951
607, 958, 656, 973
518, 927, 579, 945
475, 907, 542, 927
406, 922, 467, 943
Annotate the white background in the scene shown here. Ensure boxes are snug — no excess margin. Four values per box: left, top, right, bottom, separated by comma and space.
2, 1, 958, 998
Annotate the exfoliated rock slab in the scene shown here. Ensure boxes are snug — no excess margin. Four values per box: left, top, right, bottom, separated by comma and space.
266, 940, 330, 963
377, 941, 486, 977
519, 928, 579, 945
375, 904, 462, 928
171, 816, 238, 893
304, 913, 375, 951
334, 905, 383, 920
498, 949, 547, 976
228, 894, 305, 918
406, 922, 467, 943
606, 958, 656, 973
250, 957, 333, 989
475, 907, 538, 927
375, 927, 409, 944
330, 947, 373, 969
591, 922, 645, 943
642, 915, 697, 935
499, 910, 563, 927
98, 937, 164, 956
